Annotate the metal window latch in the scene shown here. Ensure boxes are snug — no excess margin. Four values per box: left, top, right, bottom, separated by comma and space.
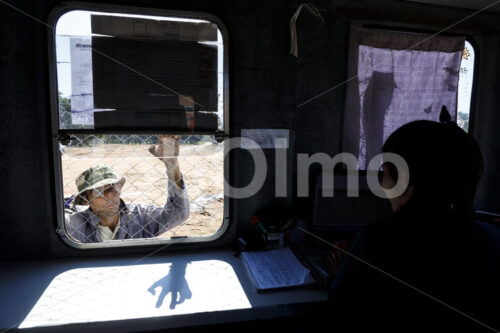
214, 130, 226, 143
56, 133, 72, 145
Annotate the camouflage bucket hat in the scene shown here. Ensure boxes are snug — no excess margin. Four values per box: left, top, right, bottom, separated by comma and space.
72, 165, 126, 206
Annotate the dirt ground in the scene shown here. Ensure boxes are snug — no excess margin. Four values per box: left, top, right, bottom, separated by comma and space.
62, 142, 224, 237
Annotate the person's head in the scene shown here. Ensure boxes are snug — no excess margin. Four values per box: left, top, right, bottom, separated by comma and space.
73, 165, 126, 216
381, 110, 483, 220
84, 183, 123, 216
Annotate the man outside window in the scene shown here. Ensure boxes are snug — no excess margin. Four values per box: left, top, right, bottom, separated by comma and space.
64, 135, 189, 242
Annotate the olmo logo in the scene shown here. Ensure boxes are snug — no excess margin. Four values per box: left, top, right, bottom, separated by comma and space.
223, 138, 409, 200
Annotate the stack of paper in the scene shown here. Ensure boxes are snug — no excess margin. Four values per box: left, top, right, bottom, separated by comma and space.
241, 247, 316, 291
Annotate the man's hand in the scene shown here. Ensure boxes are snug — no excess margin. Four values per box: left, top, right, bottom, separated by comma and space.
149, 135, 180, 164
149, 135, 183, 188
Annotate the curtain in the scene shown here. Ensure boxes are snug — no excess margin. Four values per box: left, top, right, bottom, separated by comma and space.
343, 26, 465, 169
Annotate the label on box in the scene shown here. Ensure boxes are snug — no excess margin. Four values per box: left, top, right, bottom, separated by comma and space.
241, 129, 289, 149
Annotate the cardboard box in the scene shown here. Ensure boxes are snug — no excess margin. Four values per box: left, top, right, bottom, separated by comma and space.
94, 110, 219, 131
91, 15, 218, 42
92, 37, 218, 111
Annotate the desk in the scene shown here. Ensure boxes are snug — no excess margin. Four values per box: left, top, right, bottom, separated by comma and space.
0, 249, 328, 332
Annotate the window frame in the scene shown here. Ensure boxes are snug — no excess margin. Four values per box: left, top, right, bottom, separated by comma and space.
463, 37, 479, 135
47, 2, 230, 249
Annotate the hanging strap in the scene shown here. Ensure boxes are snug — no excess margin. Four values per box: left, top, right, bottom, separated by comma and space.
289, 3, 324, 57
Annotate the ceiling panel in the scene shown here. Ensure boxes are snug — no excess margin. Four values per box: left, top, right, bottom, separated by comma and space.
406, 0, 500, 13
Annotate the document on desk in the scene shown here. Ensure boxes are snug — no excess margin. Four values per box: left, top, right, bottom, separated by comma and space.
241, 247, 316, 291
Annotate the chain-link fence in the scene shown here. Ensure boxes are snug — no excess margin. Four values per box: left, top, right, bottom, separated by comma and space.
61, 134, 224, 242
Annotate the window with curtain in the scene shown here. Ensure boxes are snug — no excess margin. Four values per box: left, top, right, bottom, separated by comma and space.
343, 26, 465, 169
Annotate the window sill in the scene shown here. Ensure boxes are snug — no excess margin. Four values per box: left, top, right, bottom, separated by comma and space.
0, 249, 328, 331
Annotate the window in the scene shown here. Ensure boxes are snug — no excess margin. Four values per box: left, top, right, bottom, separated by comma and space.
457, 41, 475, 132
343, 27, 476, 168
50, 4, 228, 247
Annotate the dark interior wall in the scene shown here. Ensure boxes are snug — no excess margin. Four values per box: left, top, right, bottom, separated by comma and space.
0, 0, 53, 260
471, 32, 500, 214
0, 0, 499, 261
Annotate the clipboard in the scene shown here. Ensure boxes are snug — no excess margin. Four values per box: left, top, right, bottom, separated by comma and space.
241, 247, 316, 292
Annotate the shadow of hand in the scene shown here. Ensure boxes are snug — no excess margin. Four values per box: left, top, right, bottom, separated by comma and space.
148, 261, 192, 309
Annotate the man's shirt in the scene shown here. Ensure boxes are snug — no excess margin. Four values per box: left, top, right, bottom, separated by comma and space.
97, 216, 121, 241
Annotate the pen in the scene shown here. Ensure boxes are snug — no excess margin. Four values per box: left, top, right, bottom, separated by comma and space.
256, 222, 267, 234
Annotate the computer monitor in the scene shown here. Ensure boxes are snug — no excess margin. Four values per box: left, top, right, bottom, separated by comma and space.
312, 170, 393, 229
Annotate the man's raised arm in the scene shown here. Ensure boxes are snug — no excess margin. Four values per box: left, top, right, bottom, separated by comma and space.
149, 135, 183, 188
141, 135, 189, 234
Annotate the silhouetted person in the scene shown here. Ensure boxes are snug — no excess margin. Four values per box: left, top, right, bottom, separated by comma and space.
329, 108, 498, 332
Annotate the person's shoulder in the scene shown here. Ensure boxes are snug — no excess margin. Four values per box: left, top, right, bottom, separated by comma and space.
64, 206, 89, 224
65, 205, 88, 214
351, 215, 406, 257
63, 206, 93, 242
362, 216, 400, 237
